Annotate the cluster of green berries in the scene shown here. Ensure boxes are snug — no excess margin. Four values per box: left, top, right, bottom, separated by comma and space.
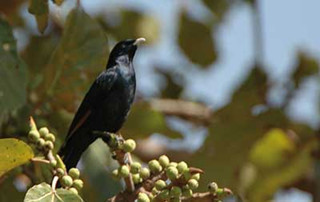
138, 156, 201, 202
58, 167, 84, 195
27, 119, 84, 195
51, 154, 84, 194
28, 127, 55, 153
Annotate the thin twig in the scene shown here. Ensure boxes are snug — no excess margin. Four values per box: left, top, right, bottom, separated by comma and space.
31, 158, 50, 164
51, 176, 59, 192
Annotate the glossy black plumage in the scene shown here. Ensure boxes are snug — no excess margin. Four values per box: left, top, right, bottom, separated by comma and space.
58, 38, 145, 170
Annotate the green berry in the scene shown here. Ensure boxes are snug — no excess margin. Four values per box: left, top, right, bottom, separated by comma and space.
50, 159, 57, 167
168, 162, 177, 168
140, 167, 150, 180
208, 182, 218, 193
73, 179, 84, 190
151, 187, 159, 195
182, 188, 193, 198
131, 162, 141, 174
166, 166, 179, 180
119, 165, 130, 178
28, 130, 40, 142
137, 192, 150, 202
39, 127, 49, 137
188, 179, 199, 190
111, 169, 120, 180
155, 180, 166, 190
170, 186, 182, 198
191, 173, 200, 181
61, 175, 73, 187
123, 139, 136, 152
69, 187, 78, 195
158, 155, 170, 167
132, 174, 141, 184
56, 168, 65, 177
158, 189, 170, 200
36, 138, 45, 148
44, 133, 55, 142
148, 160, 162, 173
177, 161, 188, 173
44, 140, 54, 151
68, 168, 80, 179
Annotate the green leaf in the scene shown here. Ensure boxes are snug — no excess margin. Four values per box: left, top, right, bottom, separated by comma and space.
292, 52, 319, 88
22, 35, 59, 89
178, 12, 217, 67
122, 102, 182, 139
28, 0, 49, 33
24, 182, 83, 202
249, 129, 295, 169
0, 138, 34, 176
38, 8, 108, 111
0, 16, 27, 121
247, 140, 317, 201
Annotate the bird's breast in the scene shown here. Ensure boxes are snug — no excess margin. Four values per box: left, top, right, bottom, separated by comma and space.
95, 74, 135, 132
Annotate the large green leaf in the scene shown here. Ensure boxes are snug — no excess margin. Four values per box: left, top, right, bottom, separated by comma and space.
0, 138, 34, 176
24, 183, 83, 202
22, 35, 59, 89
0, 16, 27, 121
247, 139, 317, 201
178, 12, 217, 67
37, 8, 108, 112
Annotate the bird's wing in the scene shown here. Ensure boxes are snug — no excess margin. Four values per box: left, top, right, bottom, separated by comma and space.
66, 68, 118, 138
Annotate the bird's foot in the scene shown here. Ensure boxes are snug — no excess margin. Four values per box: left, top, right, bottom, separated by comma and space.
92, 131, 123, 149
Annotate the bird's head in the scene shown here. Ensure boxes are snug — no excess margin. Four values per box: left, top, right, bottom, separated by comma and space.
107, 38, 146, 67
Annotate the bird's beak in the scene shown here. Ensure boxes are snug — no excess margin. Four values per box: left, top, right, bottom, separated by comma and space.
133, 37, 146, 46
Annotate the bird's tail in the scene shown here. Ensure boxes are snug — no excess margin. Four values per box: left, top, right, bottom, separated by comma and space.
58, 133, 95, 170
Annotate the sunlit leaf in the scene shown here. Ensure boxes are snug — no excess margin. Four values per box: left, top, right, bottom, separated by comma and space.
38, 8, 108, 112
0, 138, 34, 176
248, 140, 317, 201
24, 182, 83, 202
0, 16, 27, 123
249, 129, 295, 169
122, 102, 182, 139
178, 12, 217, 67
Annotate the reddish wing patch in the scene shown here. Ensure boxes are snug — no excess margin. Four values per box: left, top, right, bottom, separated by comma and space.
69, 110, 92, 137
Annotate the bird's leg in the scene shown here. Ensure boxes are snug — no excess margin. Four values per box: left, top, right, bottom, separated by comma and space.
92, 131, 123, 149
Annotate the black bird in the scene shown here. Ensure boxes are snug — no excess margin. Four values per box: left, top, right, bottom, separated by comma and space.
58, 38, 145, 170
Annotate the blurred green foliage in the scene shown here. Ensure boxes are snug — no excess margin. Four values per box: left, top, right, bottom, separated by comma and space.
0, 0, 319, 201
